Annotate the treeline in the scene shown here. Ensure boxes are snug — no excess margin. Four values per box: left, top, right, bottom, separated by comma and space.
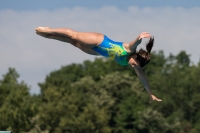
0, 50, 200, 133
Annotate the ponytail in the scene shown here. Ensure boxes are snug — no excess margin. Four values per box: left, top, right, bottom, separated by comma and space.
146, 37, 154, 53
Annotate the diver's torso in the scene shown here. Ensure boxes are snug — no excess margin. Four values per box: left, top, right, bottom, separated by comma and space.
92, 35, 130, 66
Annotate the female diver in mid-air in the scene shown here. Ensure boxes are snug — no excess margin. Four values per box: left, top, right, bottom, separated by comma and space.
35, 26, 162, 103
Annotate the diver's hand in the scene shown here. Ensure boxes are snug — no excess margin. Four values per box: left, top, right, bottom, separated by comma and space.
150, 95, 162, 103
139, 32, 152, 40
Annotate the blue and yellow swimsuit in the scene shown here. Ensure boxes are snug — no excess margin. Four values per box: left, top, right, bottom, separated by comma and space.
92, 35, 130, 66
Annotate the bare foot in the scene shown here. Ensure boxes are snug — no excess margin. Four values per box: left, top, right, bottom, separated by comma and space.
35, 27, 50, 33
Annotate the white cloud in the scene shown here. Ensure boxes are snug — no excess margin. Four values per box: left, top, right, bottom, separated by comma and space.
0, 6, 200, 94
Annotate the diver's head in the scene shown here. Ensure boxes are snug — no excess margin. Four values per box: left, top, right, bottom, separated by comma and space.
127, 37, 154, 68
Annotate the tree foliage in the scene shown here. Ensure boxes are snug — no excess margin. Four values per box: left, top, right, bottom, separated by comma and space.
1, 51, 200, 133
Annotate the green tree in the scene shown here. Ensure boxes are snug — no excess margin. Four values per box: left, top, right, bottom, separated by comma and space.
32, 50, 200, 133
0, 68, 36, 133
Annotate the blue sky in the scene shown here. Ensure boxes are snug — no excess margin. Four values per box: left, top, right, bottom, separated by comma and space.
0, 0, 200, 94
0, 0, 200, 10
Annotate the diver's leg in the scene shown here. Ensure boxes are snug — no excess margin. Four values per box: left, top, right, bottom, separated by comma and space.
35, 27, 104, 47
36, 32, 73, 43
71, 40, 100, 55
36, 31, 99, 55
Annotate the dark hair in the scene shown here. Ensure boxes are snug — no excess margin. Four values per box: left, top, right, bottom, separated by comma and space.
135, 37, 154, 67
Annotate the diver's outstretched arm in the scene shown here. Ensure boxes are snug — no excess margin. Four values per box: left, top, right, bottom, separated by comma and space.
125, 32, 152, 53
133, 66, 162, 103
